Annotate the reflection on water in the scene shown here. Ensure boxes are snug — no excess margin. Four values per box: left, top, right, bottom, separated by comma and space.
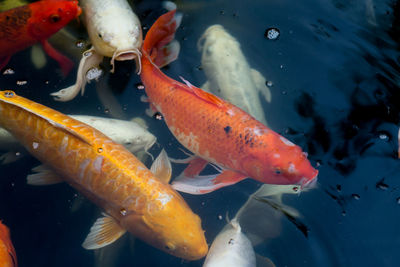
0, 0, 399, 266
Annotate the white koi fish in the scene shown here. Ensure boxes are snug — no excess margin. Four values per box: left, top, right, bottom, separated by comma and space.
198, 24, 271, 126
51, 0, 142, 101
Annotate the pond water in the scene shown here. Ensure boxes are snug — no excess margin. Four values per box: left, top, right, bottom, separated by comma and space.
0, 0, 399, 266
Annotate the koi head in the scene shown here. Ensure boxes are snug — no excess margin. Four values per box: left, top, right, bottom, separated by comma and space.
86, 7, 142, 72
28, 0, 81, 40
241, 134, 318, 187
120, 190, 208, 260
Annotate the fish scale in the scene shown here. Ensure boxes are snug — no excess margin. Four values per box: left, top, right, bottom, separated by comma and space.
0, 90, 208, 260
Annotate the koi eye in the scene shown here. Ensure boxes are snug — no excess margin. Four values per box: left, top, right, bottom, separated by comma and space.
274, 168, 282, 175
98, 33, 102, 38
49, 14, 61, 23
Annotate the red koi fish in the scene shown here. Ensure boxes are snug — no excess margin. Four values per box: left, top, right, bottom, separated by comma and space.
0, 0, 81, 76
140, 9, 318, 194
0, 220, 17, 267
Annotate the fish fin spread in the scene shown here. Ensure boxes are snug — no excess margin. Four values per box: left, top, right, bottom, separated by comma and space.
142, 9, 181, 63
82, 214, 126, 250
251, 68, 272, 103
154, 40, 180, 68
51, 47, 103, 102
40, 40, 74, 77
30, 44, 46, 70
0, 221, 17, 267
150, 149, 172, 183
0, 55, 11, 71
179, 76, 227, 109
180, 157, 208, 177
27, 164, 63, 185
200, 81, 210, 92
172, 170, 247, 194
0, 150, 24, 165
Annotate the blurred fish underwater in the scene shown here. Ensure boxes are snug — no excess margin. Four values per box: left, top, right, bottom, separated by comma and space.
0, 0, 399, 266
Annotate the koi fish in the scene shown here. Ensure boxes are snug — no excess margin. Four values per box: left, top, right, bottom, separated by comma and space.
198, 24, 271, 126
0, 90, 207, 260
0, 220, 17, 267
0, 0, 81, 76
140, 9, 318, 195
203, 219, 256, 267
51, 0, 142, 101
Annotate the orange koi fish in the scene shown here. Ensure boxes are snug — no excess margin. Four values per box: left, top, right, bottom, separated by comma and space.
140, 9, 318, 194
0, 90, 207, 260
0, 220, 17, 267
0, 0, 81, 76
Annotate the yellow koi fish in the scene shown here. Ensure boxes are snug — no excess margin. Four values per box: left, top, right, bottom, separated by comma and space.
0, 90, 208, 260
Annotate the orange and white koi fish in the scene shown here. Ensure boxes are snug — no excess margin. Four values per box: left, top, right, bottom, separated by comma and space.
0, 220, 17, 267
0, 0, 81, 76
0, 90, 208, 260
140, 9, 318, 194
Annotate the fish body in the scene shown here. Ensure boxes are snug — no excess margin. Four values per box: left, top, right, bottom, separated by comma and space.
0, 221, 17, 267
0, 0, 81, 75
198, 24, 271, 126
140, 10, 318, 194
51, 0, 143, 101
0, 90, 207, 260
203, 220, 255, 267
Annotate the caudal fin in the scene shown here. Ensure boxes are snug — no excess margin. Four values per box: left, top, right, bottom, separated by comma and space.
142, 6, 182, 67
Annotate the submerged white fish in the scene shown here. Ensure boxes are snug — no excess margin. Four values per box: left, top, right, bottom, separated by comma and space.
0, 115, 155, 164
51, 0, 142, 101
198, 25, 271, 126
203, 219, 256, 267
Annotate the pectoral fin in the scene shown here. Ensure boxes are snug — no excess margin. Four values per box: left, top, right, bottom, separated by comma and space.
82, 214, 127, 250
27, 164, 63, 185
40, 40, 74, 77
251, 68, 271, 103
172, 169, 247, 194
150, 149, 172, 183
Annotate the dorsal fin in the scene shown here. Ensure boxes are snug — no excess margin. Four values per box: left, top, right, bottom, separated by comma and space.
178, 76, 227, 109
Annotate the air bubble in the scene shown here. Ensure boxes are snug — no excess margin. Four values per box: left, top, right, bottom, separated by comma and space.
352, 193, 360, 200
75, 40, 85, 48
376, 179, 389, 190
218, 215, 222, 220
135, 83, 145, 90
154, 112, 163, 120
16, 80, 27, 86
3, 68, 14, 75
264, 27, 280, 40
266, 81, 273, 87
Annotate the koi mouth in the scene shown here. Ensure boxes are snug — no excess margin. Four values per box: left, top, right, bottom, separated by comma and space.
110, 49, 142, 74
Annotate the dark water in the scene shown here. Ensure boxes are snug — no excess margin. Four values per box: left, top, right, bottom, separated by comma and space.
0, 0, 399, 266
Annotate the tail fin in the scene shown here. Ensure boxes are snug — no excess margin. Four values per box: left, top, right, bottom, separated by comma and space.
142, 9, 182, 67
